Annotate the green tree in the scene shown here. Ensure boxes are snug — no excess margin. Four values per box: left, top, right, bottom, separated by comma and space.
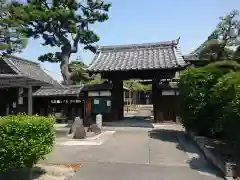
233, 46, 240, 62
5, 0, 111, 85
87, 74, 105, 84
0, 0, 27, 55
68, 61, 106, 85
198, 10, 240, 61
123, 80, 152, 92
68, 60, 91, 85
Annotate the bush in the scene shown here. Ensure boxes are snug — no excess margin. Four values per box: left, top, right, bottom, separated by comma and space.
179, 67, 223, 136
179, 60, 240, 154
0, 114, 55, 172
213, 72, 240, 152
179, 61, 240, 136
206, 60, 240, 72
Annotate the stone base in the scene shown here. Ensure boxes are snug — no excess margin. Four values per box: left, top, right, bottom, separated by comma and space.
186, 130, 237, 179
57, 130, 116, 146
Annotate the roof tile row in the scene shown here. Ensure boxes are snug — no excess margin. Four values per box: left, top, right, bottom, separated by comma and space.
88, 39, 187, 72
1, 55, 61, 87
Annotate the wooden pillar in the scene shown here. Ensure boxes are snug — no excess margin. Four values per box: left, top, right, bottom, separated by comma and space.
112, 80, 124, 121
119, 80, 124, 120
28, 86, 33, 115
152, 79, 162, 123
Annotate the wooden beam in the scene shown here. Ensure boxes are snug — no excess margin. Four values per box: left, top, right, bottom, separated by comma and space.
0, 77, 50, 87
0, 81, 49, 87
0, 79, 47, 83
28, 86, 33, 115
152, 79, 163, 123
111, 80, 124, 121
101, 69, 177, 80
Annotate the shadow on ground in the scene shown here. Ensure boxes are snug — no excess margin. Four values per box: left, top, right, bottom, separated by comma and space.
103, 116, 154, 128
55, 116, 154, 139
149, 129, 224, 178
0, 166, 46, 180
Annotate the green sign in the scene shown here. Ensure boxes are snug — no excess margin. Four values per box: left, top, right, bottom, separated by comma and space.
91, 98, 111, 114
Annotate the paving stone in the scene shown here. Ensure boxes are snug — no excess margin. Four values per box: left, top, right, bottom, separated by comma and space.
42, 121, 224, 180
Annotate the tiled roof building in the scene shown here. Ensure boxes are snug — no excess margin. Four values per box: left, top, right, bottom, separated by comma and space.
0, 55, 61, 87
88, 39, 187, 73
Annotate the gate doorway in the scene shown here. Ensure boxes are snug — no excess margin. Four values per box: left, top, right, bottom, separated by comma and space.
88, 39, 187, 122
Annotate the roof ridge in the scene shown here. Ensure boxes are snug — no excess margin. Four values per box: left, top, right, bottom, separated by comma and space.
9, 55, 40, 66
3, 57, 22, 74
40, 85, 67, 89
3, 55, 62, 87
173, 46, 187, 66
98, 38, 180, 52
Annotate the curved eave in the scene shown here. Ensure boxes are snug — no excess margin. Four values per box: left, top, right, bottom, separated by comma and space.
88, 65, 188, 73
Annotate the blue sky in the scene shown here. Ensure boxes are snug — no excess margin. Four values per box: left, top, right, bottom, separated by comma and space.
15, 0, 240, 81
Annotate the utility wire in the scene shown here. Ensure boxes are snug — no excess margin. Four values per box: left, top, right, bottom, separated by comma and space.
43, 68, 61, 75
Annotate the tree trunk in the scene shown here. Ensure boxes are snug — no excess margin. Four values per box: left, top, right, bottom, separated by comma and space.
60, 45, 72, 85
129, 91, 132, 111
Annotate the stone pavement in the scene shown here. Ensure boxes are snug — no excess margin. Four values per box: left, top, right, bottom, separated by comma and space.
72, 162, 221, 180
44, 122, 224, 180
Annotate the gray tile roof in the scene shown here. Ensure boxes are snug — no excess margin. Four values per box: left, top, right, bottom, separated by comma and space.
183, 54, 199, 61
81, 83, 112, 91
81, 83, 129, 91
33, 83, 129, 97
183, 54, 210, 64
88, 39, 187, 72
2, 55, 61, 87
33, 85, 82, 97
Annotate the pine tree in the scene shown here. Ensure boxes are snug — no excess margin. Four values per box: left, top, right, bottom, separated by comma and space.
0, 0, 27, 55
198, 10, 240, 61
5, 0, 111, 85
69, 60, 91, 85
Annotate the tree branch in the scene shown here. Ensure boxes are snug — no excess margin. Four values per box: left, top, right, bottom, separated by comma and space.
39, 0, 50, 9
71, 31, 81, 53
51, 21, 69, 45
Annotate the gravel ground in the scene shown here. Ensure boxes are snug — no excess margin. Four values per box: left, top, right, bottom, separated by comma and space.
0, 165, 76, 180
33, 164, 76, 180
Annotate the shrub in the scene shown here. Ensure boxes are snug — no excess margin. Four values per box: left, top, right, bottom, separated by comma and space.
206, 60, 240, 72
0, 114, 55, 172
179, 67, 223, 136
212, 72, 240, 152
179, 61, 240, 136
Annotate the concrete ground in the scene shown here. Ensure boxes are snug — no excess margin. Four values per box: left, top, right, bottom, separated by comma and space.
45, 113, 224, 180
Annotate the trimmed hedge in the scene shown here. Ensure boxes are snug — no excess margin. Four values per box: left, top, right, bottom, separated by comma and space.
213, 72, 240, 152
206, 60, 240, 72
179, 61, 240, 137
0, 114, 55, 172
179, 67, 223, 136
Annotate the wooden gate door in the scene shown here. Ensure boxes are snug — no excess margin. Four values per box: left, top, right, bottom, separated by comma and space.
161, 96, 176, 122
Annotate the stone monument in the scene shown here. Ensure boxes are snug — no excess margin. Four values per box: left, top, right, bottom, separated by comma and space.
87, 114, 102, 135
71, 117, 86, 139
87, 124, 101, 135
73, 125, 86, 139
96, 114, 102, 129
